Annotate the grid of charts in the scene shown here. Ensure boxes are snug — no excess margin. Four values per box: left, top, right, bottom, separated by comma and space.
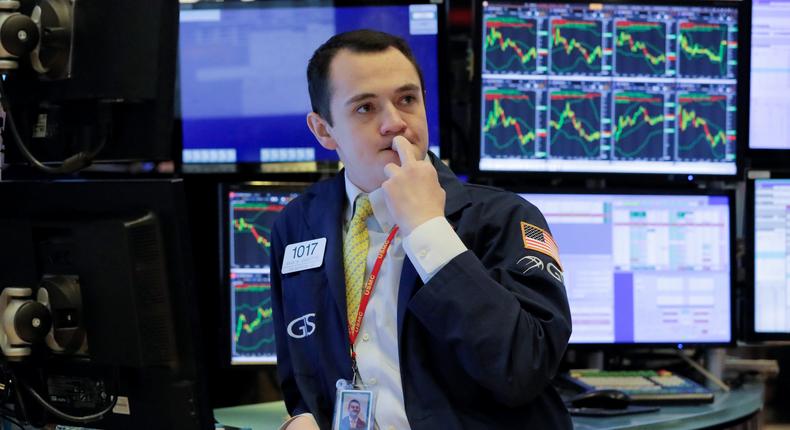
480, 2, 739, 175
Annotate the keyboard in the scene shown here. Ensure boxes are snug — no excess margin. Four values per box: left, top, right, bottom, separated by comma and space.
564, 369, 715, 404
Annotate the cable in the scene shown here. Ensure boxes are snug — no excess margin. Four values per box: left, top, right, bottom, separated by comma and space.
17, 376, 117, 424
677, 350, 730, 392
0, 77, 105, 174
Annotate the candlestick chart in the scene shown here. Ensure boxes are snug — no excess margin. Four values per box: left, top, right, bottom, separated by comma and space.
232, 274, 276, 361
549, 90, 602, 158
678, 22, 730, 78
485, 17, 539, 74
677, 93, 729, 161
612, 92, 666, 160
231, 201, 285, 268
483, 89, 542, 157
551, 19, 603, 74
615, 21, 668, 76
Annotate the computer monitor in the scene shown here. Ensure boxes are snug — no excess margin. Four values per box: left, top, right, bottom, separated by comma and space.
746, 175, 790, 341
519, 190, 734, 346
1, 0, 178, 170
0, 180, 213, 429
221, 183, 306, 365
748, 0, 790, 160
179, 0, 447, 172
475, 0, 746, 176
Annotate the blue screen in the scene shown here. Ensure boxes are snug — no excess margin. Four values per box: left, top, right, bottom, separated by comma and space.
480, 2, 740, 175
520, 192, 732, 345
179, 3, 442, 166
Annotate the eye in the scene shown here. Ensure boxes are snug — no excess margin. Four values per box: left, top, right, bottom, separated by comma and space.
355, 103, 373, 114
400, 94, 417, 105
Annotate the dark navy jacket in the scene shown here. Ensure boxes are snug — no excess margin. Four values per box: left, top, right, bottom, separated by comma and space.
270, 154, 573, 429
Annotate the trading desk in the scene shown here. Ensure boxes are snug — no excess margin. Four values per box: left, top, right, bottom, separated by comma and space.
214, 383, 763, 430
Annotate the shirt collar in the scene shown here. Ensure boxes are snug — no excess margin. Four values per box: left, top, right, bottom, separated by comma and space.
343, 172, 394, 231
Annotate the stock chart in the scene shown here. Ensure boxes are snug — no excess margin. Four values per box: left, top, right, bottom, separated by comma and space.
479, 2, 739, 174
678, 22, 729, 78
228, 188, 300, 364
232, 273, 276, 362
485, 17, 539, 74
677, 93, 729, 161
614, 21, 668, 76
231, 199, 285, 268
612, 91, 666, 160
549, 90, 603, 158
551, 19, 604, 74
483, 89, 541, 157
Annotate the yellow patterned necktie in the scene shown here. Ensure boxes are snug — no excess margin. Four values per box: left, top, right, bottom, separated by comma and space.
344, 194, 374, 327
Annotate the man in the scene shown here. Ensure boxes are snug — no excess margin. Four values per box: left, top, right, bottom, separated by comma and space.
271, 30, 572, 430
338, 399, 366, 430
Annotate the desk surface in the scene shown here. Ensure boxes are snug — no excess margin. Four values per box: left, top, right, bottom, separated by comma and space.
214, 384, 763, 430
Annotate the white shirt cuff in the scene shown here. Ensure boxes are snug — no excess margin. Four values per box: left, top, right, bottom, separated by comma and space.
278, 413, 316, 430
403, 216, 467, 283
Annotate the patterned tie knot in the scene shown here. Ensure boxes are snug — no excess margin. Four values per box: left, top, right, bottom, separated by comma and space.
352, 194, 373, 224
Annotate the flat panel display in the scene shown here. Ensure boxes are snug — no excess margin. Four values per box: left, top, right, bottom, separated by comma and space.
179, 1, 444, 169
752, 179, 790, 337
478, 1, 743, 176
520, 191, 733, 345
749, 0, 790, 151
225, 185, 303, 364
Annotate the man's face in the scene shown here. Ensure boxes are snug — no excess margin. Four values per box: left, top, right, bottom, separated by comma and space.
348, 401, 360, 418
308, 47, 429, 192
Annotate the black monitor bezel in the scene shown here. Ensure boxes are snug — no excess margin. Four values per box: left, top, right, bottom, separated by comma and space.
510, 186, 737, 349
218, 181, 310, 366
176, 0, 452, 175
744, 170, 790, 342
470, 0, 749, 183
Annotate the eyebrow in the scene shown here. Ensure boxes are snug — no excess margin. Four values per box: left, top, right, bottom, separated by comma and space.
344, 83, 421, 106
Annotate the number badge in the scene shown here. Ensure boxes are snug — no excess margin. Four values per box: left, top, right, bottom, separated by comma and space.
281, 238, 327, 274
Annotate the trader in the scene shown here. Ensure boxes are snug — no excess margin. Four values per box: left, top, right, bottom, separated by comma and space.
271, 29, 572, 430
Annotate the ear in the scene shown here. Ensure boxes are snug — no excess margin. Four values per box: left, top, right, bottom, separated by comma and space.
306, 112, 337, 150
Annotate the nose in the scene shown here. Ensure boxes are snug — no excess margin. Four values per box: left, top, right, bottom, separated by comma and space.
379, 103, 407, 136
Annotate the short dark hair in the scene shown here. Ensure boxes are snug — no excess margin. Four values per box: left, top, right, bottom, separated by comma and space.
306, 29, 426, 126
348, 399, 361, 408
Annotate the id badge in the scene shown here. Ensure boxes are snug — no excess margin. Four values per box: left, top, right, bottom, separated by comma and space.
332, 379, 376, 430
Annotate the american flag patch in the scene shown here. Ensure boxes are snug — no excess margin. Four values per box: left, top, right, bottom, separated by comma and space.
520, 222, 562, 269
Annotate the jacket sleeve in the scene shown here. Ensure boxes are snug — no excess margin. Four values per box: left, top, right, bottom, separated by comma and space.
406, 193, 572, 407
270, 217, 311, 417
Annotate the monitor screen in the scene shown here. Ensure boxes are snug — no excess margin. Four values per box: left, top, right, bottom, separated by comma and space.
225, 184, 304, 364
749, 0, 790, 150
519, 192, 733, 345
478, 1, 742, 175
753, 179, 790, 335
179, 1, 444, 169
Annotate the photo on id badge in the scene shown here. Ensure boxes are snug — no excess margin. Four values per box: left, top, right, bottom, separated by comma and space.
333, 390, 373, 430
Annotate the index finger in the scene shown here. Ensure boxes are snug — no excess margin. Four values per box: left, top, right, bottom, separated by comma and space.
392, 135, 419, 166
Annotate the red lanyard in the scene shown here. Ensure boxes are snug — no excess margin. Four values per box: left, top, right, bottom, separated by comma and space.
348, 225, 399, 346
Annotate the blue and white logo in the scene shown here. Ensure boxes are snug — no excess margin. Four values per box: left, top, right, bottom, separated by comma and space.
287, 313, 316, 339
